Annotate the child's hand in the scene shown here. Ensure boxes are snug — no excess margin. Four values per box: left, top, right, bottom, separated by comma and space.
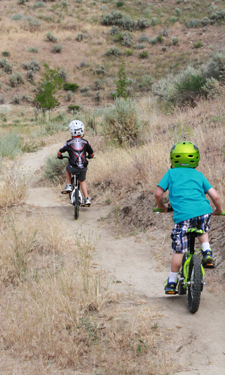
212, 208, 223, 215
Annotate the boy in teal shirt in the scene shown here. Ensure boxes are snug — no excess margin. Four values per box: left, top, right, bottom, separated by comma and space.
155, 141, 223, 293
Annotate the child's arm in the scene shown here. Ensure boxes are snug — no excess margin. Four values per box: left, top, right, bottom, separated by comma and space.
207, 187, 223, 215
155, 186, 168, 211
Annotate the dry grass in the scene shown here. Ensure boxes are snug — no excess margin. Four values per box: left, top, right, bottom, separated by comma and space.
0, 208, 175, 374
87, 95, 225, 204
0, 167, 28, 208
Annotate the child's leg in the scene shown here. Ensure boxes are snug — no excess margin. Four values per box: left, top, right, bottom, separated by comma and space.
171, 253, 184, 272
65, 167, 72, 184
198, 232, 210, 250
78, 180, 88, 198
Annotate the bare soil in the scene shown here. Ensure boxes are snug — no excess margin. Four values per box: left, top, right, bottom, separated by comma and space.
3, 144, 225, 375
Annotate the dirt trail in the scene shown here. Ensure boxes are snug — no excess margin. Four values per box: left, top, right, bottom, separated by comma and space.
18, 145, 225, 375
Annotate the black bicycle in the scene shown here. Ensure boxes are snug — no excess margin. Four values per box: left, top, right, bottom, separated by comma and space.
60, 155, 91, 220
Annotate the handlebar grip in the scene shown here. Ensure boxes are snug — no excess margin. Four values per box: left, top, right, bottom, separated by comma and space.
217, 211, 225, 216
153, 208, 166, 212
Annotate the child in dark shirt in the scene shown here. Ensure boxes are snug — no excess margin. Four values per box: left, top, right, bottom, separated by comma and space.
57, 120, 94, 206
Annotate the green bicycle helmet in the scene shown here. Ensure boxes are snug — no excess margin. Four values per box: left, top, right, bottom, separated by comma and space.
170, 141, 200, 168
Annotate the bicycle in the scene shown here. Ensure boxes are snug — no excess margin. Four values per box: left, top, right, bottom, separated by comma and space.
153, 206, 225, 313
60, 155, 92, 220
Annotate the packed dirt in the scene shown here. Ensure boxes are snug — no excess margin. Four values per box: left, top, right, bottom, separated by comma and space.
14, 144, 225, 374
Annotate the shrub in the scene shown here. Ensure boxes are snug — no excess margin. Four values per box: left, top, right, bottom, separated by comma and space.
2, 51, 10, 57
65, 90, 73, 101
172, 37, 179, 45
46, 32, 57, 42
120, 31, 134, 47
116, 1, 124, 7
149, 35, 164, 45
21, 93, 31, 102
102, 97, 142, 146
202, 77, 220, 98
134, 43, 146, 50
124, 49, 133, 56
58, 68, 67, 81
11, 14, 24, 20
162, 46, 167, 52
200, 51, 225, 80
26, 16, 41, 28
18, 0, 29, 3
27, 46, 39, 53
201, 17, 210, 26
151, 17, 158, 26
139, 50, 148, 59
44, 155, 67, 182
80, 86, 90, 93
52, 44, 62, 53
27, 69, 35, 81
186, 19, 201, 28
94, 91, 101, 103
104, 46, 122, 56
210, 10, 225, 21
138, 35, 149, 43
161, 27, 169, 36
0, 131, 21, 158
101, 11, 136, 31
136, 18, 151, 29
174, 8, 181, 16
3, 61, 13, 74
21, 60, 40, 72
9, 72, 24, 87
63, 82, 79, 91
68, 104, 80, 113
75, 33, 83, 42
193, 41, 203, 48
109, 25, 120, 35
94, 65, 106, 74
12, 95, 20, 104
93, 79, 104, 90
33, 1, 46, 9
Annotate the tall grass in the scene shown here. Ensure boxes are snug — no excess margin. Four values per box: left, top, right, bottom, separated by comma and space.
0, 212, 172, 374
0, 131, 21, 158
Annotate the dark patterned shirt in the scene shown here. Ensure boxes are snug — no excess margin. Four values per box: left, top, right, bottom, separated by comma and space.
59, 137, 94, 169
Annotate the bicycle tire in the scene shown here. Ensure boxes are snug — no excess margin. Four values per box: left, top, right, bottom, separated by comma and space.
188, 254, 202, 313
74, 188, 79, 220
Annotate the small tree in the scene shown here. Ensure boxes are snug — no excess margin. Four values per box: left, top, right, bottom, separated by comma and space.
114, 64, 130, 99
34, 63, 63, 120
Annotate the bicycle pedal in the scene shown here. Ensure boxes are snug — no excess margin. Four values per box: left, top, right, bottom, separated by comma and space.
165, 290, 177, 295
84, 204, 91, 207
203, 262, 215, 269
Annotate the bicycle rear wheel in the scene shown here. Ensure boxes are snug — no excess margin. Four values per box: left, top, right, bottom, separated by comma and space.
188, 254, 202, 313
74, 188, 79, 220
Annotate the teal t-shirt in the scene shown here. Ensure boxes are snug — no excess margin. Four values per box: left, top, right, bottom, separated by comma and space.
158, 168, 213, 223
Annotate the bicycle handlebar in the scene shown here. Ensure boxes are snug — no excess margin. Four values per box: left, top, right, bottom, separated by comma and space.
58, 154, 95, 160
153, 207, 225, 215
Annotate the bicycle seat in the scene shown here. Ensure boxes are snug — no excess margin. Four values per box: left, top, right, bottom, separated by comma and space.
186, 228, 204, 236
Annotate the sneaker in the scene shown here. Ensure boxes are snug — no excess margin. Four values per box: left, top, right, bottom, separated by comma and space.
84, 197, 91, 206
164, 277, 177, 294
61, 184, 72, 194
201, 249, 213, 267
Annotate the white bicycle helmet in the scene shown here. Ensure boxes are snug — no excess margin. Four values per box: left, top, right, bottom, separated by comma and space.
69, 120, 84, 136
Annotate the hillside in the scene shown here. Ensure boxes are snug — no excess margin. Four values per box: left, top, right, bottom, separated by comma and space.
1, 0, 225, 111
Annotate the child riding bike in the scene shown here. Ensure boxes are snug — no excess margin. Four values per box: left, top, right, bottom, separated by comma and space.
57, 120, 94, 206
154, 141, 223, 294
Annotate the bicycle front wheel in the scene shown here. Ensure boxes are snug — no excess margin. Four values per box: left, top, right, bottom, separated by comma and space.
74, 188, 79, 220
188, 254, 202, 313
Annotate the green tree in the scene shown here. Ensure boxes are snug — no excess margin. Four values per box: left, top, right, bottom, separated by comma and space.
34, 63, 63, 120
114, 64, 130, 99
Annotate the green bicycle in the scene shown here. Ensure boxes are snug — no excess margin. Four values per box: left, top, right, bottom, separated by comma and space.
153, 207, 225, 314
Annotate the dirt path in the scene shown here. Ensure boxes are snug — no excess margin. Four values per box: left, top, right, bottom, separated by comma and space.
18, 146, 225, 375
